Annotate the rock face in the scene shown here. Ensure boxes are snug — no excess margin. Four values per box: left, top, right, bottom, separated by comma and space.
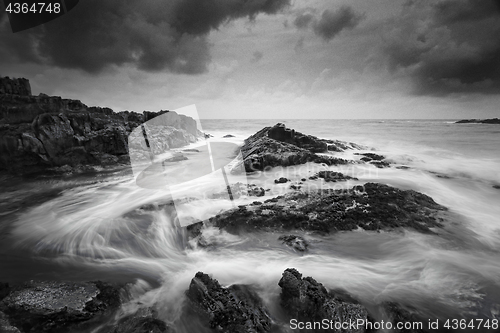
278, 268, 367, 333
455, 118, 500, 124
186, 272, 273, 333
0, 77, 31, 96
0, 281, 121, 333
240, 124, 356, 172
209, 183, 446, 234
0, 77, 201, 174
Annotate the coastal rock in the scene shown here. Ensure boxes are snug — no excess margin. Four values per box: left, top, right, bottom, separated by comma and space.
355, 153, 390, 168
0, 77, 201, 174
210, 183, 266, 199
208, 183, 446, 234
185, 272, 273, 333
455, 118, 500, 124
0, 280, 121, 333
310, 171, 358, 182
380, 302, 426, 333
111, 308, 171, 333
278, 235, 309, 251
240, 125, 351, 172
0, 77, 31, 96
278, 268, 367, 333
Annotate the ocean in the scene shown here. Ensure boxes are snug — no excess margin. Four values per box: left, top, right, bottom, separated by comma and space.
1, 119, 499, 332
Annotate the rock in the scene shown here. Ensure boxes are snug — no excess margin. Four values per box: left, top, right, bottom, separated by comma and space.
0, 77, 202, 175
455, 118, 500, 124
0, 280, 121, 333
0, 77, 31, 96
274, 177, 289, 184
278, 235, 308, 251
240, 125, 351, 172
278, 268, 367, 333
0, 311, 21, 333
223, 134, 235, 138
315, 171, 358, 182
208, 183, 446, 234
211, 183, 266, 199
380, 302, 426, 333
355, 153, 390, 168
493, 185, 500, 190
112, 308, 171, 333
185, 272, 273, 333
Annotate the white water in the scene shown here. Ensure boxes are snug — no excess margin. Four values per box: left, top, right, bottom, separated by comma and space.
1, 119, 500, 332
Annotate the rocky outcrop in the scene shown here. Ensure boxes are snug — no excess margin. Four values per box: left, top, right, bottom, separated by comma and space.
185, 272, 273, 333
0, 280, 121, 333
0, 77, 201, 174
455, 118, 500, 124
111, 308, 171, 333
278, 235, 309, 251
354, 153, 390, 168
278, 268, 368, 333
240, 124, 354, 172
0, 77, 31, 96
208, 183, 446, 234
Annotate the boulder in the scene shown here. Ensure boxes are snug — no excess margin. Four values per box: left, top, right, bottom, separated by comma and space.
185, 272, 273, 333
208, 183, 446, 234
278, 268, 367, 333
0, 280, 121, 333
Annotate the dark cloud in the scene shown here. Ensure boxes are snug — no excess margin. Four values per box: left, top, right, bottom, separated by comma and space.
313, 6, 364, 41
382, 0, 500, 95
0, 0, 290, 74
291, 6, 364, 41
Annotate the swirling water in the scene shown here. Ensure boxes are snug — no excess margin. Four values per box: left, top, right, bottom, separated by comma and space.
0, 119, 499, 332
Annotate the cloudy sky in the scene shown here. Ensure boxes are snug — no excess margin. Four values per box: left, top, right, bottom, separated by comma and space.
1, 0, 499, 119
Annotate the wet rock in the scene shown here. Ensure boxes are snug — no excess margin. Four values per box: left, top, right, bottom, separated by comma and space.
355, 153, 390, 168
0, 77, 201, 175
278, 268, 367, 333
211, 183, 266, 199
278, 235, 308, 251
455, 118, 500, 124
112, 308, 171, 333
240, 125, 352, 172
274, 177, 289, 184
315, 171, 358, 182
223, 134, 235, 138
0, 311, 21, 333
0, 280, 121, 333
492, 185, 500, 190
380, 302, 426, 333
185, 272, 273, 333
209, 183, 446, 234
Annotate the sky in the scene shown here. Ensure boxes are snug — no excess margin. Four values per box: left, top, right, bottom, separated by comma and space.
1, 0, 500, 119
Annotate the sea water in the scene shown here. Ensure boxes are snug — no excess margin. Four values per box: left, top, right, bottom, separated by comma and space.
0, 119, 499, 332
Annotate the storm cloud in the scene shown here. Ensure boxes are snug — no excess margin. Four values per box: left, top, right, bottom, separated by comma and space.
382, 0, 500, 95
0, 0, 290, 74
292, 6, 364, 41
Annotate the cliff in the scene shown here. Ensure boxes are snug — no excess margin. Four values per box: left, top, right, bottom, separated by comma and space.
0, 77, 201, 174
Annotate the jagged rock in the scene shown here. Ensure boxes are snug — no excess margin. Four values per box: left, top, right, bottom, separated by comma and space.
240, 125, 350, 172
0, 77, 201, 174
0, 280, 121, 333
111, 308, 171, 333
455, 118, 500, 124
380, 302, 426, 333
0, 77, 31, 96
278, 235, 308, 251
208, 183, 446, 234
310, 171, 358, 182
185, 272, 273, 333
278, 268, 367, 333
274, 177, 289, 184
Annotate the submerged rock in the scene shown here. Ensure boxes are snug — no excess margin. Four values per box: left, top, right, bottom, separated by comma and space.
0, 280, 121, 333
455, 118, 500, 124
278, 268, 367, 333
355, 153, 390, 168
208, 183, 446, 234
278, 235, 309, 251
309, 171, 358, 182
185, 272, 273, 333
